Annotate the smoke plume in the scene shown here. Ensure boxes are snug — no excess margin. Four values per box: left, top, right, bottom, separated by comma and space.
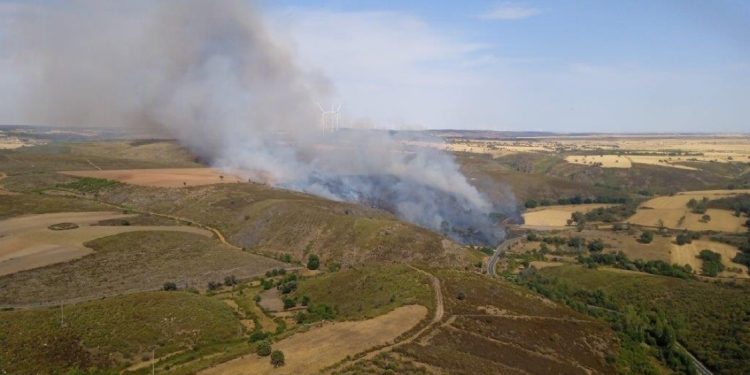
5, 0, 513, 245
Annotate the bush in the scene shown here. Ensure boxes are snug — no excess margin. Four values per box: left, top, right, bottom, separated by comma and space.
280, 253, 292, 263
526, 232, 539, 241
207, 281, 221, 291
675, 233, 692, 246
249, 331, 269, 343
256, 340, 272, 356
524, 199, 538, 209
162, 282, 177, 291
224, 275, 238, 286
270, 350, 285, 367
307, 254, 320, 270
456, 291, 466, 300
587, 240, 605, 252
283, 297, 296, 310
567, 237, 585, 249
639, 231, 654, 244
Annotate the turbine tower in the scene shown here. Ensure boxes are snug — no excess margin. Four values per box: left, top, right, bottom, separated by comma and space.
317, 102, 341, 133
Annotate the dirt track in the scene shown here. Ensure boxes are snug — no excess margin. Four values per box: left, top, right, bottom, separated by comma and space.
200, 305, 427, 375
0, 211, 212, 276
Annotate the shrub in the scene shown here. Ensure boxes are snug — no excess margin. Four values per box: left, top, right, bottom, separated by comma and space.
587, 240, 605, 252
675, 233, 692, 246
207, 281, 221, 291
639, 231, 654, 244
307, 254, 320, 270
256, 340, 272, 356
567, 237, 585, 249
162, 282, 177, 291
283, 297, 296, 310
224, 275, 238, 286
280, 253, 292, 263
456, 291, 466, 300
270, 350, 285, 367
524, 199, 538, 209
249, 331, 269, 343
526, 232, 540, 241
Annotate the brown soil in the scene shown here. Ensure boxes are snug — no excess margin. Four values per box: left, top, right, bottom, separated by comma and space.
60, 168, 245, 188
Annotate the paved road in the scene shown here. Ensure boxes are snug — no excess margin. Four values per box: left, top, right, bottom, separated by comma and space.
487, 236, 524, 276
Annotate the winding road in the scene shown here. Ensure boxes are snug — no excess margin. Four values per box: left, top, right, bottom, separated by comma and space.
487, 236, 524, 276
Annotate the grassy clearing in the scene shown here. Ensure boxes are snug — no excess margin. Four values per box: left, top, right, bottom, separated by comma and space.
293, 264, 434, 321
56, 177, 121, 193
0, 193, 110, 220
0, 231, 283, 305
0, 291, 242, 374
535, 265, 750, 374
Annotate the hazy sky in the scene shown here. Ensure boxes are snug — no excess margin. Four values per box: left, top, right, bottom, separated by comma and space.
1, 0, 749, 132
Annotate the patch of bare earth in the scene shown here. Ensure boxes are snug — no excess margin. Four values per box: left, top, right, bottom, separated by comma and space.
0, 211, 212, 276
60, 168, 245, 188
200, 305, 428, 375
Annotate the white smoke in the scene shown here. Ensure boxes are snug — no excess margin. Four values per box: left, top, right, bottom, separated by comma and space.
4, 0, 513, 244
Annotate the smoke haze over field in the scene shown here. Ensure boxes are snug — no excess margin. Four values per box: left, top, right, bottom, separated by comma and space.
3, 0, 513, 244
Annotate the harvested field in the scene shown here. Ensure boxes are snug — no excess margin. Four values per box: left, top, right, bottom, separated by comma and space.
565, 155, 632, 168
0, 211, 212, 276
0, 231, 283, 306
200, 305, 427, 375
628, 189, 750, 232
671, 240, 748, 278
522, 204, 613, 228
61, 168, 245, 187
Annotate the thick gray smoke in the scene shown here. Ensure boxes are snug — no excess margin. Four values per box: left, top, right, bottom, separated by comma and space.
5, 0, 513, 245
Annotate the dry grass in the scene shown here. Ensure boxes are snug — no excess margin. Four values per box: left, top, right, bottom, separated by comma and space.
61, 168, 245, 188
565, 155, 632, 168
0, 211, 212, 276
200, 305, 428, 375
522, 204, 613, 227
670, 240, 748, 278
628, 189, 750, 232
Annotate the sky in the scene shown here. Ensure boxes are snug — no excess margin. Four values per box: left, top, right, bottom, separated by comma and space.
1, 0, 749, 132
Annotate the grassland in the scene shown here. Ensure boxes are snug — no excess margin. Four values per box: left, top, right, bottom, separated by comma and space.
535, 265, 750, 374
0, 291, 243, 374
293, 264, 434, 321
0, 231, 283, 306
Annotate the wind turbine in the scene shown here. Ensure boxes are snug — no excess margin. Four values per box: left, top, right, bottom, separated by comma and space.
316, 102, 342, 133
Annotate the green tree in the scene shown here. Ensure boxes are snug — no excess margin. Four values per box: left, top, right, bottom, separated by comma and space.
639, 231, 654, 244
307, 254, 320, 270
162, 282, 177, 291
587, 239, 605, 252
256, 340, 272, 356
524, 199, 538, 209
270, 350, 285, 367
675, 233, 692, 245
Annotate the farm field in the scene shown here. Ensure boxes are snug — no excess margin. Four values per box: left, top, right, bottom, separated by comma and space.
522, 204, 614, 228
671, 239, 748, 278
61, 168, 245, 187
0, 231, 283, 306
200, 305, 427, 375
628, 189, 750, 232
0, 211, 211, 276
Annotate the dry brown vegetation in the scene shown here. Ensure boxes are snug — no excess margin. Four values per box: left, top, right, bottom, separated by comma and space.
62, 168, 245, 187
395, 270, 617, 375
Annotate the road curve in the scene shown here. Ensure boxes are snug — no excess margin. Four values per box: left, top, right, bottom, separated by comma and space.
487, 236, 524, 276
